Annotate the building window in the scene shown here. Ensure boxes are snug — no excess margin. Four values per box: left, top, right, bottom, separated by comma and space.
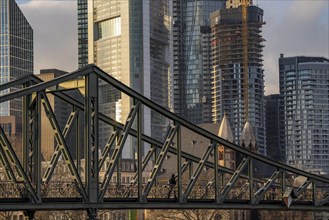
97, 17, 121, 40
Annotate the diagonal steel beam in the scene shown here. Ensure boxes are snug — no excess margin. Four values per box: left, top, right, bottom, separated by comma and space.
0, 137, 17, 181
39, 92, 87, 201
182, 142, 216, 202
294, 178, 313, 197
218, 157, 250, 203
253, 170, 281, 204
0, 74, 35, 91
142, 125, 178, 201
98, 130, 119, 170
99, 102, 140, 200
317, 194, 329, 206
130, 147, 155, 185
0, 126, 39, 202
177, 160, 191, 177
42, 110, 78, 183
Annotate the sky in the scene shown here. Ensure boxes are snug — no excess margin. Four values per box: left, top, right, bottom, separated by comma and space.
17, 0, 329, 95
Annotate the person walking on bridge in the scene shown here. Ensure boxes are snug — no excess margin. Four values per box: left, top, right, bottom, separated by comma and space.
167, 174, 177, 199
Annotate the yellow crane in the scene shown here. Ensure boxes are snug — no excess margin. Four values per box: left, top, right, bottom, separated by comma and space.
242, 0, 249, 122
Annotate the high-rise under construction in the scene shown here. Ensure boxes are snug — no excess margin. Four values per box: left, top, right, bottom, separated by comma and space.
211, 4, 266, 154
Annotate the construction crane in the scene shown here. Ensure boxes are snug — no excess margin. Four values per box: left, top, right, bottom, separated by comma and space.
241, 0, 249, 123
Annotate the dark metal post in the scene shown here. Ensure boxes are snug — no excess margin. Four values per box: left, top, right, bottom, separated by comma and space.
117, 156, 121, 186
137, 99, 143, 202
176, 123, 182, 202
249, 157, 254, 203
75, 106, 81, 175
153, 144, 158, 186
34, 93, 42, 198
312, 181, 316, 205
24, 211, 35, 220
85, 72, 99, 204
22, 83, 31, 173
281, 170, 286, 192
214, 141, 220, 203
87, 208, 98, 220
188, 162, 193, 180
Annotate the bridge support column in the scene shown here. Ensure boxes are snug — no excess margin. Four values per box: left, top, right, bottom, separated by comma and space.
23, 211, 35, 220
85, 72, 99, 203
87, 209, 98, 220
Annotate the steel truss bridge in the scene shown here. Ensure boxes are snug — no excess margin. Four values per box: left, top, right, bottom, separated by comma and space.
0, 65, 328, 219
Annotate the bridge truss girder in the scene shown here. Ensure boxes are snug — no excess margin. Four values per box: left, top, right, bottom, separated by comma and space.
0, 65, 328, 217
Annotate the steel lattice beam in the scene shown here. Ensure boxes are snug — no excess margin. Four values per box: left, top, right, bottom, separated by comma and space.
39, 91, 88, 201
0, 65, 329, 213
99, 102, 140, 200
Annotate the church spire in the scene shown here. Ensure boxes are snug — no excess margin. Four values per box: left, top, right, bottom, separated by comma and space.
240, 121, 258, 153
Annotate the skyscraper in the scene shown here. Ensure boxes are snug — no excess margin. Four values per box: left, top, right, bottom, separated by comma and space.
265, 94, 281, 161
77, 0, 88, 68
38, 69, 79, 161
87, 1, 170, 158
0, 0, 33, 117
279, 55, 329, 174
211, 4, 266, 154
171, 0, 225, 124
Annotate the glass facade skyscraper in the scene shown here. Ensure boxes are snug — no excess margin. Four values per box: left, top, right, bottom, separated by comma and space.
87, 0, 170, 158
265, 94, 281, 161
77, 0, 88, 68
0, 0, 33, 117
279, 55, 329, 174
211, 6, 266, 154
171, 0, 225, 124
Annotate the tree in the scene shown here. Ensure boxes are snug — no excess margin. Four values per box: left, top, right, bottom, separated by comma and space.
146, 209, 230, 220
0, 211, 14, 220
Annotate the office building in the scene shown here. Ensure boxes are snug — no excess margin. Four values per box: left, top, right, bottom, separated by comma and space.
38, 69, 82, 160
265, 94, 281, 161
279, 55, 329, 174
0, 0, 33, 117
77, 0, 88, 68
87, 1, 170, 158
211, 5, 266, 154
171, 0, 225, 124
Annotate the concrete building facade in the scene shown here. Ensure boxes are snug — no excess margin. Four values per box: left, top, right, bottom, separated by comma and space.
279, 55, 329, 174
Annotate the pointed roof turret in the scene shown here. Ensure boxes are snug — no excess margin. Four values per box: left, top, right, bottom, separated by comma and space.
240, 121, 258, 153
218, 113, 234, 143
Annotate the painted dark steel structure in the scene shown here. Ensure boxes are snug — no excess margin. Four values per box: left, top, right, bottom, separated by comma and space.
0, 65, 329, 220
